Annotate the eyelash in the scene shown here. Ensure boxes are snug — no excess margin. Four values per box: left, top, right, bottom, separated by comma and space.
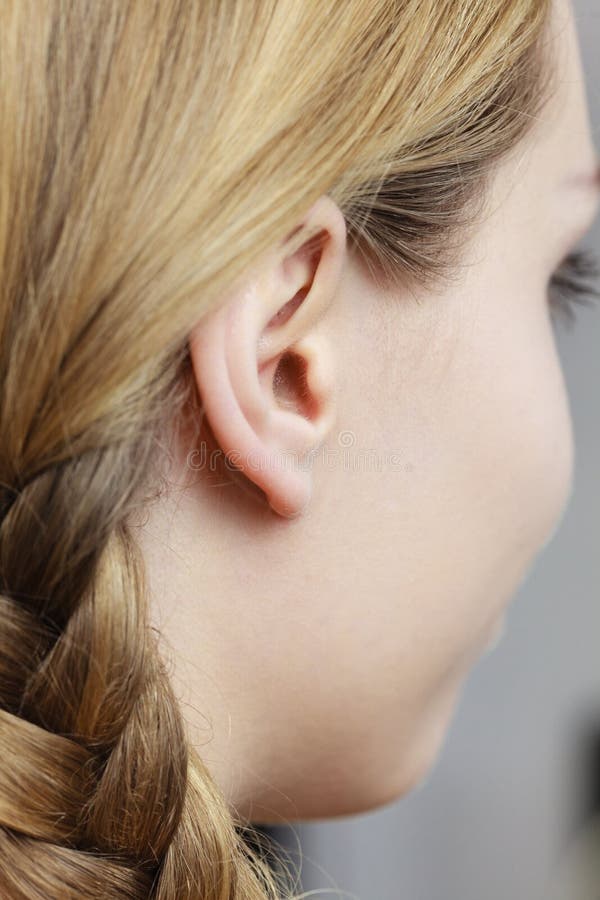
548, 249, 600, 329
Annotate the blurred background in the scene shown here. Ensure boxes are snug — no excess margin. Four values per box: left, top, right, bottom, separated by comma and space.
261, 3, 600, 897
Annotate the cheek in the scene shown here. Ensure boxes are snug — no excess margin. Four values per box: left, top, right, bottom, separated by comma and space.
348, 294, 572, 735
368, 285, 575, 619
461, 298, 575, 557
382, 288, 576, 680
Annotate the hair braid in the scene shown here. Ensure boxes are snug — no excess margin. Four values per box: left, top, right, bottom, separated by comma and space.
0, 453, 289, 896
0, 829, 153, 898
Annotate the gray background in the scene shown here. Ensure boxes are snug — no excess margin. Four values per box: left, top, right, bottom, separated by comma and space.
269, 3, 600, 898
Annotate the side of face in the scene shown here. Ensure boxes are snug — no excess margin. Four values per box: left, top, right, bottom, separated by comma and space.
137, 0, 599, 823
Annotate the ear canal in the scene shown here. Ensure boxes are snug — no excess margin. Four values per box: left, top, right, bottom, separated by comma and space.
272, 350, 315, 420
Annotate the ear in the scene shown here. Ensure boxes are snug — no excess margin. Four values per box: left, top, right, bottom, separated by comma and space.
188, 195, 347, 519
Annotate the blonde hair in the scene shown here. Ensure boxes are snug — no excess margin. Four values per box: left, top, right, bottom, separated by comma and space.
0, 1, 551, 897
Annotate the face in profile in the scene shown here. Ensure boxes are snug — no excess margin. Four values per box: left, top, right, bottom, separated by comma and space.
137, 0, 599, 824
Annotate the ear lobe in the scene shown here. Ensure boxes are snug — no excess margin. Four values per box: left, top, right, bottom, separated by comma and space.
188, 195, 345, 519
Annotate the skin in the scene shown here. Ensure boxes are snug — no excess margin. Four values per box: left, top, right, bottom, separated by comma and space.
134, 0, 599, 824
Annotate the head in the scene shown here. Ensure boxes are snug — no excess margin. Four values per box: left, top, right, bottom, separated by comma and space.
0, 0, 598, 896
